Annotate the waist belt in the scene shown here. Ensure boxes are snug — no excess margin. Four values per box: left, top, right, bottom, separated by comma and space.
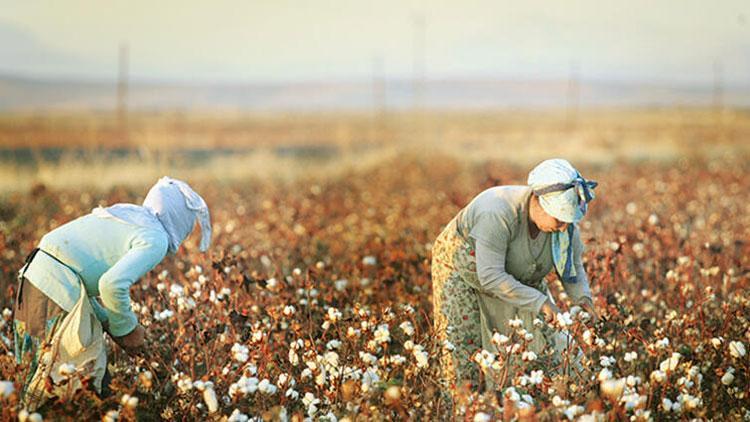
18, 247, 83, 305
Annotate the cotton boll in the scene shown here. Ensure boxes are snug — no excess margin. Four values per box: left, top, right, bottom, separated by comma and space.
272, 374, 288, 388
620, 393, 646, 411
231, 343, 249, 363
650, 370, 667, 383
600, 378, 626, 400
599, 355, 615, 367
563, 405, 583, 420
384, 385, 401, 405
399, 321, 415, 336
597, 368, 612, 381
492, 333, 509, 346
413, 347, 429, 368
682, 394, 702, 410
57, 363, 76, 378
373, 324, 391, 343
120, 394, 139, 409
103, 410, 119, 422
624, 351, 637, 362
662, 398, 674, 412
228, 376, 259, 398
176, 376, 193, 394
528, 370, 544, 385
334, 279, 348, 291
552, 395, 569, 407
326, 307, 342, 323
556, 312, 573, 328
0, 380, 14, 398
659, 352, 681, 372
203, 387, 219, 413
729, 341, 746, 358
504, 387, 520, 402
362, 256, 377, 266
473, 412, 491, 422
228, 409, 249, 422
302, 392, 321, 415
258, 379, 278, 395
521, 351, 537, 362
625, 375, 641, 387
721, 371, 735, 385
285, 388, 299, 400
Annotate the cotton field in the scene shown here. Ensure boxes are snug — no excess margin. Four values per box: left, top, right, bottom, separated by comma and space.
0, 155, 748, 421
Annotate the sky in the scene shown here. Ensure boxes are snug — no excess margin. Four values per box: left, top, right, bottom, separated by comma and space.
1, 0, 749, 86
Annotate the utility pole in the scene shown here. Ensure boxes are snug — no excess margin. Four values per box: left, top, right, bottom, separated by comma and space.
117, 43, 130, 146
412, 13, 426, 144
712, 59, 725, 140
712, 60, 723, 115
372, 55, 387, 145
566, 61, 580, 130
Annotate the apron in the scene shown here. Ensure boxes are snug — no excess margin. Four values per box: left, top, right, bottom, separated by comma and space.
14, 249, 108, 411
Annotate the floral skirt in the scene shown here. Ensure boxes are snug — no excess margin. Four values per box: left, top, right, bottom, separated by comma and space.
431, 216, 484, 390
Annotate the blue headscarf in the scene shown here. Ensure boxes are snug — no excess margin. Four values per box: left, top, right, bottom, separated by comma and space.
528, 159, 597, 282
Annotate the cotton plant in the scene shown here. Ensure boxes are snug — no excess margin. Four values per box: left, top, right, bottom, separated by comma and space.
1, 159, 749, 420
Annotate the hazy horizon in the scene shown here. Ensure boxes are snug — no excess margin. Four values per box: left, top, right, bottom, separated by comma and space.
1, 0, 749, 87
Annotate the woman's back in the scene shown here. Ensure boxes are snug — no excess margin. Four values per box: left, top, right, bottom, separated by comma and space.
24, 213, 168, 332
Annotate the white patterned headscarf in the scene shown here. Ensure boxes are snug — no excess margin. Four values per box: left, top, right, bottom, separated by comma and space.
143, 177, 212, 254
92, 177, 212, 254
527, 159, 597, 282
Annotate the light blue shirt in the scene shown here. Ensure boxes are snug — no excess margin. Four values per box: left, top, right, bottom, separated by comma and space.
21, 214, 169, 337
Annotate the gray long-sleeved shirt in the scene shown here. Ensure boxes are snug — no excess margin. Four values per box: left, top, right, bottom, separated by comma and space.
457, 186, 592, 315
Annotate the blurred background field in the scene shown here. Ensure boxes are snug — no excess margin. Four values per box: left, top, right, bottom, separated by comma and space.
0, 107, 748, 192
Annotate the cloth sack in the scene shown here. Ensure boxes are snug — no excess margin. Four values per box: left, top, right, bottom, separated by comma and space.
24, 279, 107, 411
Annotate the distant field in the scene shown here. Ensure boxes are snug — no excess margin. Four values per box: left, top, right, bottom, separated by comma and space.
0, 108, 748, 193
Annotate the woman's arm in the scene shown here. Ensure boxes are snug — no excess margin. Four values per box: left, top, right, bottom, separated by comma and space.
98, 232, 168, 338
471, 211, 549, 315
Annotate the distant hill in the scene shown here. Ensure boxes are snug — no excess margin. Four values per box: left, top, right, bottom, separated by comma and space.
1, 74, 749, 111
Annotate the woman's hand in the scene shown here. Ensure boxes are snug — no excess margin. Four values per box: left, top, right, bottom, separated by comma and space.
540, 299, 561, 324
113, 325, 146, 356
578, 297, 599, 324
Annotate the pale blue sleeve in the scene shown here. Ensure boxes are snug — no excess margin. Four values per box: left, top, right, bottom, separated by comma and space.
99, 231, 168, 337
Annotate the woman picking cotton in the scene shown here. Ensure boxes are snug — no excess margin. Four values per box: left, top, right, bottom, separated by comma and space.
431, 158, 599, 406
13, 177, 211, 410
